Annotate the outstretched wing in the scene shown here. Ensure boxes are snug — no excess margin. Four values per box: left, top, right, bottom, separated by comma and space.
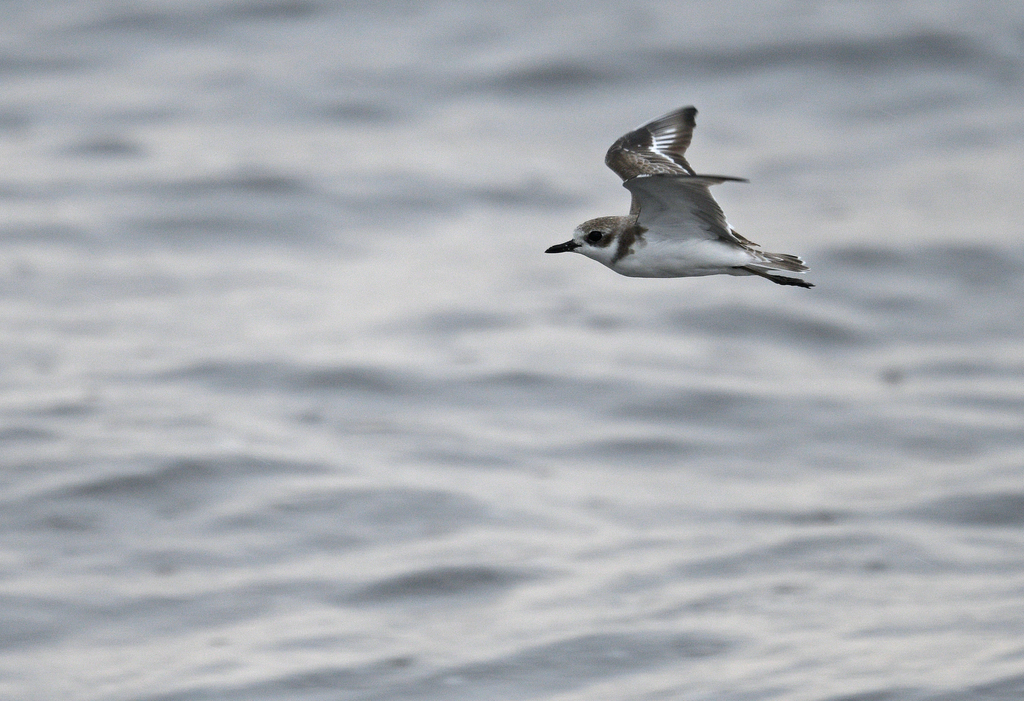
623, 174, 752, 247
605, 106, 699, 181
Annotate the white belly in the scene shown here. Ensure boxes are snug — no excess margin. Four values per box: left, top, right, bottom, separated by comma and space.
607, 238, 754, 278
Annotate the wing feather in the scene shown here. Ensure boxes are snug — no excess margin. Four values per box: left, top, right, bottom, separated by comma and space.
605, 106, 699, 181
623, 174, 749, 246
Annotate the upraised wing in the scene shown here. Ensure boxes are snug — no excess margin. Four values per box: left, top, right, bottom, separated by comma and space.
623, 174, 752, 246
605, 106, 700, 181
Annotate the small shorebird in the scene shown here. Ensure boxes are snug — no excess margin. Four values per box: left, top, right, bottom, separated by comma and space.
545, 106, 812, 288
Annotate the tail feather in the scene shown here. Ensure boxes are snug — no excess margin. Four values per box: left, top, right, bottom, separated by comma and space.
759, 251, 809, 273
740, 264, 814, 288
729, 228, 812, 287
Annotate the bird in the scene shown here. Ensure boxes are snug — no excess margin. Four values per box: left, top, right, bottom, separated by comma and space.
545, 106, 812, 288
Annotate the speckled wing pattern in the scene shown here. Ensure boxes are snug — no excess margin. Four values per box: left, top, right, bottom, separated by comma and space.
604, 106, 699, 181
610, 106, 754, 248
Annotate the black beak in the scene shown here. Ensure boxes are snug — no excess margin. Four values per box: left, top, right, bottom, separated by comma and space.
545, 240, 580, 254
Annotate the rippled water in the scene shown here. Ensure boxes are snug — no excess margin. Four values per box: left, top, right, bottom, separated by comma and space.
3, 1, 1024, 700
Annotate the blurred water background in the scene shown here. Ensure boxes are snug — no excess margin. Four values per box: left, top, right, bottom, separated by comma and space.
2, 1, 1024, 699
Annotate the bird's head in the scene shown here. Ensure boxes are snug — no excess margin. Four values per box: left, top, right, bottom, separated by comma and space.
545, 217, 620, 266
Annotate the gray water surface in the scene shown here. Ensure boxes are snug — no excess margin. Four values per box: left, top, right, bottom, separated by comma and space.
2, 2, 1024, 700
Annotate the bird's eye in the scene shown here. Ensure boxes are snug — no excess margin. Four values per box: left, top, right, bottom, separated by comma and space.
586, 231, 603, 243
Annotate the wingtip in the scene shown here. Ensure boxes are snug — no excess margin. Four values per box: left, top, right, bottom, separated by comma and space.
765, 275, 815, 289
654, 105, 697, 127
739, 265, 814, 288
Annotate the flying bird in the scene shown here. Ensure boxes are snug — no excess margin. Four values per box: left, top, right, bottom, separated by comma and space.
545, 106, 812, 288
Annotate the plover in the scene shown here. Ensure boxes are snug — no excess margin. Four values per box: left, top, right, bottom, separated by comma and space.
546, 106, 812, 288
